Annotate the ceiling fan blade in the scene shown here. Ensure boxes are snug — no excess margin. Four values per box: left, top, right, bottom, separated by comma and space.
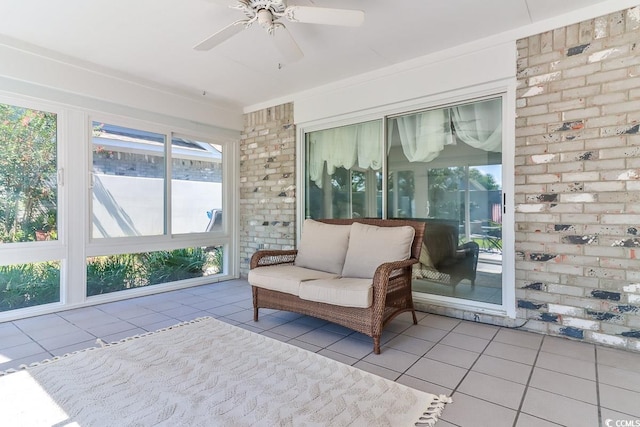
193, 20, 247, 51
271, 24, 304, 63
285, 6, 364, 27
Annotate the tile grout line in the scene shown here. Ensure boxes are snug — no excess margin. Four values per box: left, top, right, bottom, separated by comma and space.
595, 345, 603, 427
391, 317, 463, 383
447, 324, 501, 396
511, 334, 545, 427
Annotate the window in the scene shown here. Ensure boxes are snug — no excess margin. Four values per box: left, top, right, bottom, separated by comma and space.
171, 136, 223, 234
0, 97, 235, 320
0, 261, 60, 312
86, 246, 223, 296
92, 123, 166, 238
89, 120, 229, 296
0, 103, 58, 243
0, 102, 61, 313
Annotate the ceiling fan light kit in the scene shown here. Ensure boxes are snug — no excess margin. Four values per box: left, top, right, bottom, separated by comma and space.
194, 0, 364, 62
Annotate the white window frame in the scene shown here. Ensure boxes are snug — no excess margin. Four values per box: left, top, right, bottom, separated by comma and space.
297, 81, 516, 318
0, 94, 68, 320
85, 113, 238, 303
0, 99, 239, 322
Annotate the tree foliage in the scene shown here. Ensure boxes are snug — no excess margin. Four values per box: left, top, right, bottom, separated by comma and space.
0, 103, 57, 242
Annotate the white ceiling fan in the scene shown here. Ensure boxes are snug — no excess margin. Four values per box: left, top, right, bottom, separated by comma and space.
194, 0, 365, 63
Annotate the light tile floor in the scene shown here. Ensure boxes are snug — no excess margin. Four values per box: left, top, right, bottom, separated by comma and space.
1, 279, 640, 427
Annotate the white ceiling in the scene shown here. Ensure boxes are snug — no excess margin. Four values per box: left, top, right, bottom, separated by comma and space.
0, 0, 627, 111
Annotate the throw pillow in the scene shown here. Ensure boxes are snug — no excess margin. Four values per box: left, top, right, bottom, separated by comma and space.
294, 219, 351, 274
341, 222, 415, 279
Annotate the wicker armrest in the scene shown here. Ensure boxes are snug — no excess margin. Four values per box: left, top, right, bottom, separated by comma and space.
250, 249, 298, 269
372, 258, 418, 292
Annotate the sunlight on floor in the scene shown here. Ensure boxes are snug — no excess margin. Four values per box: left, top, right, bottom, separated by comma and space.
0, 370, 72, 425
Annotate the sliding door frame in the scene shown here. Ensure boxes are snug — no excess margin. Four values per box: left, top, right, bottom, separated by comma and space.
296, 80, 516, 318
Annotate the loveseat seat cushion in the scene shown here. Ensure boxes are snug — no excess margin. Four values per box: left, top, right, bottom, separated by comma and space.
294, 219, 351, 274
299, 278, 373, 308
341, 222, 415, 279
248, 265, 339, 296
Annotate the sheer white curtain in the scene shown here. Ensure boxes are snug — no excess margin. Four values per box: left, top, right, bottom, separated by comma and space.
308, 121, 381, 188
395, 109, 453, 163
451, 98, 502, 152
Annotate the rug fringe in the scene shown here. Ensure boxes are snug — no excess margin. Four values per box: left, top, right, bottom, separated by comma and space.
415, 394, 453, 426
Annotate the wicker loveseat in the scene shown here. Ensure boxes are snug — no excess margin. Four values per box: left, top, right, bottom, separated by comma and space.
249, 218, 425, 354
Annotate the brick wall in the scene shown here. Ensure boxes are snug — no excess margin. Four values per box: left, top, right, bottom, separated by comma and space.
94, 152, 222, 182
515, 6, 640, 351
239, 103, 296, 276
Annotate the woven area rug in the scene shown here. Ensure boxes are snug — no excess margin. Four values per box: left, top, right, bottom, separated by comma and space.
0, 317, 451, 426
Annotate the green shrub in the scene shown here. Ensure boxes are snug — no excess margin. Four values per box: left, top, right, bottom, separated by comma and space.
143, 248, 206, 285
86, 254, 137, 296
0, 262, 60, 312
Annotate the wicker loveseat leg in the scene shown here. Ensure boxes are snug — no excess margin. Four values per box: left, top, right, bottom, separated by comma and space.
373, 336, 381, 354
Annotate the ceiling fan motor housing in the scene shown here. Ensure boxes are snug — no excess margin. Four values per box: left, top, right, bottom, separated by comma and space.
239, 0, 286, 18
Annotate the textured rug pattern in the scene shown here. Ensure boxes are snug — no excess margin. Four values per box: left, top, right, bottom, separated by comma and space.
0, 317, 450, 426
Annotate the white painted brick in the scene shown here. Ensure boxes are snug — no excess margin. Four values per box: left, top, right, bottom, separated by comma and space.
601, 169, 640, 180
516, 204, 546, 213
562, 317, 600, 330
622, 284, 640, 293
562, 193, 596, 203
548, 304, 585, 316
531, 154, 557, 164
588, 47, 628, 63
586, 331, 627, 347
528, 71, 561, 85
521, 86, 545, 97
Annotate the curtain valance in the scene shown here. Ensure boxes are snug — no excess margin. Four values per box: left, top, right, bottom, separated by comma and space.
308, 121, 381, 188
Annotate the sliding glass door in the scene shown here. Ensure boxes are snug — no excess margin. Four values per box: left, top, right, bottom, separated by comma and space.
388, 98, 503, 304
304, 120, 382, 219
304, 97, 504, 309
